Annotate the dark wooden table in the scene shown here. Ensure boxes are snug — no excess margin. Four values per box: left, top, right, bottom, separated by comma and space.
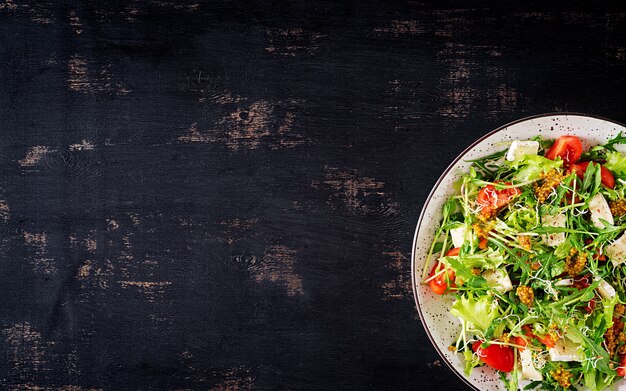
2, 1, 626, 390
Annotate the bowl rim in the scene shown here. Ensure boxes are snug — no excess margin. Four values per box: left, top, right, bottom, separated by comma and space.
410, 112, 626, 390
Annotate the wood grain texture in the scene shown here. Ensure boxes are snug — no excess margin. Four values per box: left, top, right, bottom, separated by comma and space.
2, 0, 626, 389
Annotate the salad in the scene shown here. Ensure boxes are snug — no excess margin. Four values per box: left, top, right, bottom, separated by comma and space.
423, 133, 626, 390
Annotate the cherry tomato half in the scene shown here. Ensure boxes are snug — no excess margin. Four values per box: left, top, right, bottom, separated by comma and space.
428, 261, 456, 295
446, 247, 461, 257
570, 161, 615, 189
545, 135, 583, 165
512, 336, 527, 350
521, 325, 555, 348
472, 341, 515, 372
477, 183, 520, 217
618, 354, 626, 377
478, 237, 488, 250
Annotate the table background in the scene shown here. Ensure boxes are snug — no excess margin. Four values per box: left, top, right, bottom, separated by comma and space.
2, 1, 626, 390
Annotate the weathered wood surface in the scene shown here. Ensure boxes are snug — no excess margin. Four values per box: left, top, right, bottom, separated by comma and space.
2, 1, 626, 390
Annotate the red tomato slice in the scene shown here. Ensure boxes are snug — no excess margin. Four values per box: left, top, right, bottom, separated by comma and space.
477, 182, 520, 216
446, 247, 461, 257
545, 135, 583, 165
512, 336, 526, 350
521, 325, 555, 348
478, 237, 488, 249
618, 354, 626, 377
428, 261, 455, 295
584, 239, 607, 261
472, 341, 515, 372
570, 161, 615, 189
584, 299, 596, 314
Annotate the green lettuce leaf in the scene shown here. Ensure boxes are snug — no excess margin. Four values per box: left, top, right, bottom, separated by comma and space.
450, 293, 499, 333
510, 155, 562, 182
605, 151, 626, 178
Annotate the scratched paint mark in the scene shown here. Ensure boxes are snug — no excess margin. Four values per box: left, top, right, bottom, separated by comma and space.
221, 218, 258, 231
0, 197, 10, 221
179, 101, 304, 150
18, 146, 51, 168
0, 0, 18, 10
68, 10, 82, 34
67, 55, 130, 95
77, 258, 113, 290
312, 166, 386, 212
222, 101, 302, 150
83, 231, 96, 254
127, 212, 140, 226
23, 231, 55, 275
178, 122, 212, 143
10, 385, 103, 391
373, 20, 422, 36
265, 27, 325, 56
494, 84, 518, 112
381, 251, 412, 301
119, 280, 172, 300
224, 100, 272, 149
0, 0, 56, 24
149, 1, 200, 11
219, 218, 259, 245
613, 47, 626, 61
435, 43, 477, 119
106, 219, 119, 231
77, 261, 92, 279
69, 140, 95, 151
3, 322, 46, 381
209, 366, 255, 391
250, 245, 303, 296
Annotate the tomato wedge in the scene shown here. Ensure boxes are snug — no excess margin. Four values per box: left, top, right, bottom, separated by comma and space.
477, 182, 520, 217
478, 237, 488, 250
472, 341, 515, 372
545, 135, 583, 165
512, 336, 527, 350
521, 325, 555, 348
618, 354, 626, 377
428, 263, 456, 295
570, 161, 615, 189
446, 247, 460, 257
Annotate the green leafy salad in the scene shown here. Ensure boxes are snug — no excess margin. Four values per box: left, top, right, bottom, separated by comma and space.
422, 133, 626, 390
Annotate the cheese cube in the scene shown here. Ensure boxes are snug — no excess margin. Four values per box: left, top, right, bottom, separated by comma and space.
597, 278, 616, 300
607, 233, 626, 267
450, 225, 466, 249
554, 279, 573, 287
519, 348, 543, 381
506, 140, 540, 162
589, 193, 614, 228
482, 269, 513, 293
549, 338, 582, 362
541, 213, 566, 247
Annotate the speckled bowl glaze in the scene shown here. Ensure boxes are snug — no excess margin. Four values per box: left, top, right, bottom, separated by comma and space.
411, 113, 626, 390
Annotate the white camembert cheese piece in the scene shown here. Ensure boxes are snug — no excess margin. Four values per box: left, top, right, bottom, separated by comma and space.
541, 213, 566, 247
589, 193, 614, 228
549, 338, 583, 362
607, 233, 626, 267
482, 269, 513, 293
506, 140, 540, 162
597, 278, 616, 300
520, 348, 543, 381
450, 225, 466, 249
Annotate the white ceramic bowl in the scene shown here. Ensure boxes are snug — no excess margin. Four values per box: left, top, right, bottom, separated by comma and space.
411, 113, 626, 390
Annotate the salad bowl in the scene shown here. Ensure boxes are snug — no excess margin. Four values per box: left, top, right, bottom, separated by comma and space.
411, 113, 626, 390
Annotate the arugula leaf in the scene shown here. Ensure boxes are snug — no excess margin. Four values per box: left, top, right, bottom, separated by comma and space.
603, 131, 626, 152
